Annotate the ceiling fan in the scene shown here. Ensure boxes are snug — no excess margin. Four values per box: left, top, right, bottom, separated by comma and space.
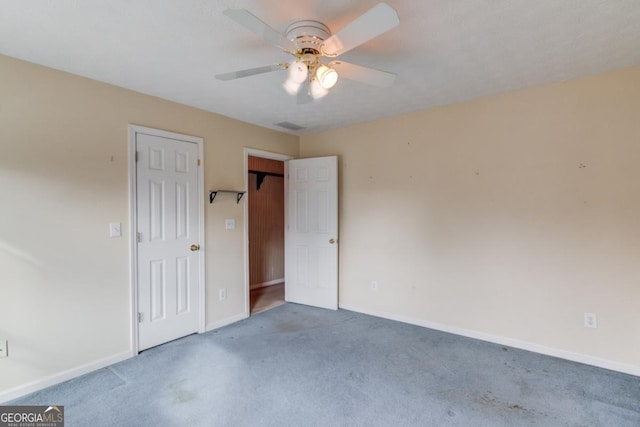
215, 2, 399, 103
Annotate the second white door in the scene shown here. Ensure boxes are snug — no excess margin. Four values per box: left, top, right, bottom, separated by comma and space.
285, 156, 338, 310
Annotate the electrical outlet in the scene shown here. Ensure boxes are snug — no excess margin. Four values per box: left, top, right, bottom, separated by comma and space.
0, 340, 7, 358
219, 288, 227, 301
584, 313, 597, 329
370, 281, 378, 291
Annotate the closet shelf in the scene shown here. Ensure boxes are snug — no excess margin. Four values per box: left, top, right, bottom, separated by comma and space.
209, 190, 246, 204
248, 169, 285, 191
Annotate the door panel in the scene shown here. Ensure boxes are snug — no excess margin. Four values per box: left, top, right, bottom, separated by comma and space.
285, 156, 338, 310
136, 133, 200, 350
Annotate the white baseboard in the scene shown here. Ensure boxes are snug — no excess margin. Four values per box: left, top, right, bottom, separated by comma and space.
205, 312, 248, 332
339, 303, 640, 377
0, 350, 133, 403
250, 278, 284, 290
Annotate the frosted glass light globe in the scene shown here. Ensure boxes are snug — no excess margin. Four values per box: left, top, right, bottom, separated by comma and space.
310, 79, 328, 99
288, 61, 308, 83
283, 80, 301, 95
316, 65, 338, 89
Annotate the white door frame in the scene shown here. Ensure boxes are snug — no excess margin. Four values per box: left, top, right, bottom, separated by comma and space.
243, 148, 293, 316
128, 125, 206, 354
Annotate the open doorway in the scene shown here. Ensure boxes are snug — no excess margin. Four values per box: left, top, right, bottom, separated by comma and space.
247, 154, 286, 315
243, 149, 339, 315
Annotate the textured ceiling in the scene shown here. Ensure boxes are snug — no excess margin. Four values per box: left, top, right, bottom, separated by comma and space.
1, 1, 639, 135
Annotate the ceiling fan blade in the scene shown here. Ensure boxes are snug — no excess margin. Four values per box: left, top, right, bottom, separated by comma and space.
330, 61, 396, 87
223, 9, 297, 52
297, 80, 313, 104
322, 3, 399, 56
215, 64, 285, 81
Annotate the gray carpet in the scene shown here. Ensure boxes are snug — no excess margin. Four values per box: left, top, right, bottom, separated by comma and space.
10, 304, 640, 426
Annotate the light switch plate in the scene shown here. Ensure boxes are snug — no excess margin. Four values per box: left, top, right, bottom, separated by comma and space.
109, 222, 122, 237
225, 219, 235, 230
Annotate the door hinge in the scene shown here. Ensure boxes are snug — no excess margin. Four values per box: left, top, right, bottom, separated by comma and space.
197, 159, 201, 167
135, 151, 139, 162
137, 232, 142, 243
138, 312, 143, 323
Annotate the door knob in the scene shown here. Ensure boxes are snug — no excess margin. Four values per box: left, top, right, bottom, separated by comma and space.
190, 244, 200, 251
329, 238, 336, 244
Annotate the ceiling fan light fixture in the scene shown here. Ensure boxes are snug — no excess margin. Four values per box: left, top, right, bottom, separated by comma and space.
287, 60, 308, 84
316, 64, 338, 89
283, 79, 302, 95
310, 79, 329, 99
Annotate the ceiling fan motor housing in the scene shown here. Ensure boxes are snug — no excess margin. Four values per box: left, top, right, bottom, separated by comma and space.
286, 20, 331, 53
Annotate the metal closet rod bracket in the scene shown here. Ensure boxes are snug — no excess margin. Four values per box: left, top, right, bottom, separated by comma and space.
248, 169, 285, 191
209, 190, 246, 204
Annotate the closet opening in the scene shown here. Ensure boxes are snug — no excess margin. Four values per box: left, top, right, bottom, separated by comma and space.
248, 155, 285, 314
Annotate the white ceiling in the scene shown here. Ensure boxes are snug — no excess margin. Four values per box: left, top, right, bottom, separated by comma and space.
1, 1, 639, 135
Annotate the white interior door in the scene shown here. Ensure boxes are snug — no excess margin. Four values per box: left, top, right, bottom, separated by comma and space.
285, 156, 338, 310
136, 132, 201, 350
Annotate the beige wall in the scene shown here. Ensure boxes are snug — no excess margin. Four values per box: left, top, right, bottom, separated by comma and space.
0, 54, 298, 395
2, 52, 638, 398
300, 66, 640, 370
